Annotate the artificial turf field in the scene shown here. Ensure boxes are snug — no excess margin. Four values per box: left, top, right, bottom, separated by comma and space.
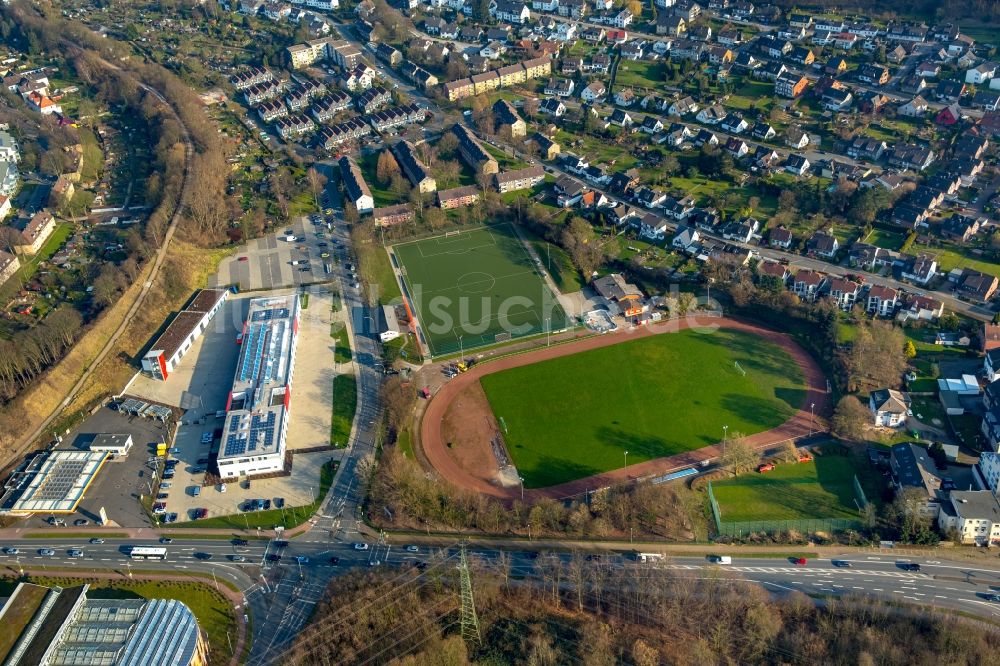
711, 455, 863, 522
392, 223, 569, 357
479, 328, 807, 488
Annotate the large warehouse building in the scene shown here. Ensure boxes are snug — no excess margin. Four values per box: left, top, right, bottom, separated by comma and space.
0, 583, 208, 666
217, 294, 300, 479
141, 288, 229, 380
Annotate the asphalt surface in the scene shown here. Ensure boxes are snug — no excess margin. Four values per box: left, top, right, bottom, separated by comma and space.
5, 537, 1000, 637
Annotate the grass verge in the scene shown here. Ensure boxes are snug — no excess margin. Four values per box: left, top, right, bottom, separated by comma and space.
331, 375, 357, 447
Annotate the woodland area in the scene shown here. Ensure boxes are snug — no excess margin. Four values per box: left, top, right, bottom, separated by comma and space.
287, 564, 1000, 665
0, 3, 236, 448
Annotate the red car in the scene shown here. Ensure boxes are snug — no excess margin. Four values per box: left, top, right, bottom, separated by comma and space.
792, 557, 807, 566
237, 256, 248, 262
757, 463, 775, 473
798, 453, 814, 463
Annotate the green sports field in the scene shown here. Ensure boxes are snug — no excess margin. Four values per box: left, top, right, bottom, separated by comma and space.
392, 223, 569, 357
480, 328, 807, 488
711, 456, 862, 522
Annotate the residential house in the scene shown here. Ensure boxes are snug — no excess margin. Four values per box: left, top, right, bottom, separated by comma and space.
339, 156, 374, 214
492, 99, 527, 138
775, 72, 808, 98
966, 62, 997, 84
539, 98, 566, 116
872, 390, 910, 428
614, 89, 636, 107
494, 165, 545, 193
769, 226, 793, 248
959, 269, 999, 302
391, 139, 436, 193
785, 127, 809, 149
793, 269, 826, 301
898, 254, 938, 285
807, 230, 838, 257
937, 491, 1000, 546
898, 294, 944, 321
493, 0, 531, 23
545, 78, 575, 97
437, 185, 481, 209
580, 80, 606, 103
857, 63, 890, 85
898, 95, 930, 117
785, 154, 811, 176
16, 210, 56, 254
867, 285, 900, 317
889, 442, 941, 519
827, 277, 862, 310
372, 204, 414, 227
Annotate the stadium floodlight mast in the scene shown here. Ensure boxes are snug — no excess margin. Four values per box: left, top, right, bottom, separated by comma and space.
722, 424, 729, 453
458, 334, 464, 364
810, 403, 815, 437
519, 476, 525, 502
624, 450, 629, 470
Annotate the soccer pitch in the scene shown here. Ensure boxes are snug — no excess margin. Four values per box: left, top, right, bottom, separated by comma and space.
392, 223, 570, 357
479, 328, 808, 488
711, 456, 863, 522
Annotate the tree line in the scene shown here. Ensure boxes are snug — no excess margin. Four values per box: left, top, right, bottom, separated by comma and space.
288, 557, 1000, 665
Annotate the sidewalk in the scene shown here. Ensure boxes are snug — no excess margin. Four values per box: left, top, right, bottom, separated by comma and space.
4, 566, 248, 666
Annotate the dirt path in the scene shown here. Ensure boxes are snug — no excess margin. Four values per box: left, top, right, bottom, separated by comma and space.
418, 315, 830, 502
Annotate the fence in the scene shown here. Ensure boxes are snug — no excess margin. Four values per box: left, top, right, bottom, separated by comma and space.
708, 480, 867, 537
852, 474, 870, 509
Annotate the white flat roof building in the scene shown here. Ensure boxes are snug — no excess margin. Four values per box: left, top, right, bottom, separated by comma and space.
0, 450, 108, 514
217, 294, 300, 479
88, 433, 133, 458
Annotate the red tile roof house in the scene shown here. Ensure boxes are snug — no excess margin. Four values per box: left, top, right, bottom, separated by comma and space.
826, 277, 862, 310
867, 285, 899, 317
793, 269, 826, 301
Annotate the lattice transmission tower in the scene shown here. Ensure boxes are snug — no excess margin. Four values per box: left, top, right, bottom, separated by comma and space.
458, 543, 481, 646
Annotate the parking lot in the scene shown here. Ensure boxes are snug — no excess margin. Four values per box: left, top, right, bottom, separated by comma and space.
23, 406, 173, 529
125, 281, 340, 522
212, 215, 341, 292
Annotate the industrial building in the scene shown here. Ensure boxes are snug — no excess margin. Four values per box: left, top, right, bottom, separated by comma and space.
0, 583, 207, 666
141, 289, 229, 380
217, 294, 300, 479
0, 450, 108, 515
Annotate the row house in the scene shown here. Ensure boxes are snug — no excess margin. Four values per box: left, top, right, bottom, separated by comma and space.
310, 91, 352, 123
318, 118, 372, 149
867, 285, 900, 317
392, 139, 437, 193
437, 185, 481, 209
889, 144, 936, 171
286, 88, 315, 112
274, 114, 315, 140
356, 86, 391, 114
495, 165, 546, 193
373, 204, 414, 227
257, 99, 288, 123
827, 277, 863, 311
441, 56, 551, 101
367, 103, 426, 131
244, 81, 282, 106
340, 66, 375, 92
231, 66, 273, 90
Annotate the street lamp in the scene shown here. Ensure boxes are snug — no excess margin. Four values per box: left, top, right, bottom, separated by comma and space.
545, 317, 551, 347
458, 334, 464, 364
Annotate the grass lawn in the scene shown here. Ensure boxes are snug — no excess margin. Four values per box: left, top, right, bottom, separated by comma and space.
481, 327, 807, 487
712, 455, 865, 522
357, 152, 406, 207
614, 60, 666, 90
331, 375, 357, 447
0, 577, 238, 666
864, 228, 906, 251
331, 323, 351, 364
911, 242, 1000, 278
358, 244, 402, 303
392, 223, 569, 357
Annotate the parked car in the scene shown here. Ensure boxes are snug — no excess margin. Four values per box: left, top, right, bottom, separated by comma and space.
757, 463, 775, 473
354, 543, 369, 551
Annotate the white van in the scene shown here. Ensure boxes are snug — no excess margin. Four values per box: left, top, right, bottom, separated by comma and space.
218, 483, 227, 493
708, 555, 732, 564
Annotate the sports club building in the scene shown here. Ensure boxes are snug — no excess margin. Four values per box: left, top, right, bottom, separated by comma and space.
141, 289, 229, 380
217, 294, 300, 479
